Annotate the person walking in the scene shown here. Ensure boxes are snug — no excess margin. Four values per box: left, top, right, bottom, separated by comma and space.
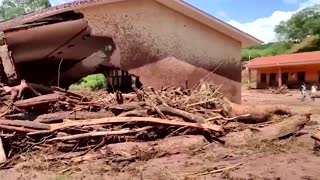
311, 84, 318, 101
300, 82, 307, 101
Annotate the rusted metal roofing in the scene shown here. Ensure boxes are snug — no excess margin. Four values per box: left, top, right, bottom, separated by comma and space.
246, 51, 320, 69
0, 0, 262, 47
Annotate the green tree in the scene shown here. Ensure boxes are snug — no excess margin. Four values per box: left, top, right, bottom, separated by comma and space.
0, 0, 51, 21
275, 5, 320, 42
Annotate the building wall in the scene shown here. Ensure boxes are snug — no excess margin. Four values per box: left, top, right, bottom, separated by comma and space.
79, 0, 242, 102
256, 64, 320, 89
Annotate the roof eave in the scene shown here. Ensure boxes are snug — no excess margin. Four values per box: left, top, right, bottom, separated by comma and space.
247, 60, 320, 69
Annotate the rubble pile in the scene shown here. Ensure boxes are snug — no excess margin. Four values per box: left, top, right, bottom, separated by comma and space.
0, 80, 310, 168
270, 85, 289, 94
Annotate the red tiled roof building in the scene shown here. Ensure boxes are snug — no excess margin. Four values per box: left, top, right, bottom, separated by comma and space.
245, 51, 320, 88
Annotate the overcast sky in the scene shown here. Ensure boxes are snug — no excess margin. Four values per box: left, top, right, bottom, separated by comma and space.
2, 0, 320, 43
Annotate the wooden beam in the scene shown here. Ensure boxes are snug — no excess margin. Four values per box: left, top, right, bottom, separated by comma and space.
0, 138, 6, 163
0, 32, 5, 45
0, 45, 18, 84
14, 93, 65, 109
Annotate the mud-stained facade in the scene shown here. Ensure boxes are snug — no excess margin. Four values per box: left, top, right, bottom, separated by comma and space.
79, 0, 242, 102
0, 0, 261, 103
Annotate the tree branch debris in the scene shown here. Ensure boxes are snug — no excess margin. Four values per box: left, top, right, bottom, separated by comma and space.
0, 80, 307, 168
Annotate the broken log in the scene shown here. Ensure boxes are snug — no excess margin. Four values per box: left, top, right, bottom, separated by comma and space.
14, 93, 65, 109
157, 105, 205, 123
312, 132, 320, 155
5, 113, 38, 120
0, 45, 18, 84
110, 93, 138, 100
224, 114, 310, 146
0, 120, 49, 130
34, 111, 114, 123
0, 138, 6, 163
48, 117, 223, 133
117, 109, 148, 117
224, 98, 291, 123
27, 83, 85, 100
47, 126, 153, 142
109, 102, 145, 115
311, 131, 320, 142
0, 124, 38, 133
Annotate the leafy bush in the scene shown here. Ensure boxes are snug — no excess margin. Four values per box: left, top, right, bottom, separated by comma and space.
69, 74, 107, 91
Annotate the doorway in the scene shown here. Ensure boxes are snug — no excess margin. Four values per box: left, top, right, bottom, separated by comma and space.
281, 73, 289, 85
297, 72, 305, 83
261, 73, 267, 84
269, 73, 277, 87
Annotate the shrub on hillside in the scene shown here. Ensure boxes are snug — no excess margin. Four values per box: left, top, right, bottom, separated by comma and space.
242, 42, 292, 61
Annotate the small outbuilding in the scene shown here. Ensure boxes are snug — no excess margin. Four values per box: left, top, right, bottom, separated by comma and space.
246, 51, 320, 89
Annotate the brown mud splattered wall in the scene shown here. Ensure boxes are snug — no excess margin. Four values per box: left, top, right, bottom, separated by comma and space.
79, 0, 242, 102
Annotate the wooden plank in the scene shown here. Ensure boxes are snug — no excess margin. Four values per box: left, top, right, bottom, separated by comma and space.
14, 93, 65, 109
49, 117, 223, 133
0, 138, 6, 163
0, 45, 18, 84
34, 111, 113, 123
0, 120, 49, 130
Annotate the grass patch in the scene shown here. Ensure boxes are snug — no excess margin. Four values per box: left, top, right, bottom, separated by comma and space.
69, 74, 107, 91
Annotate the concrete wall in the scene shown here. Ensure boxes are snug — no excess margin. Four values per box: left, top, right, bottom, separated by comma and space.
256, 64, 320, 89
79, 0, 242, 102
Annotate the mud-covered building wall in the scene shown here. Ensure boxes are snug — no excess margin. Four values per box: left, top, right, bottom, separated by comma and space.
79, 0, 242, 102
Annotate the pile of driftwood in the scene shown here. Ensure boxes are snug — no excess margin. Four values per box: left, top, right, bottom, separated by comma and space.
0, 80, 310, 167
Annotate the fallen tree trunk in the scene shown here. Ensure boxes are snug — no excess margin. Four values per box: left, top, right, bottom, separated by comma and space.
157, 105, 205, 123
0, 120, 49, 130
5, 113, 38, 120
224, 114, 310, 146
14, 93, 65, 109
47, 126, 153, 142
34, 111, 114, 123
224, 98, 291, 124
117, 110, 148, 117
48, 117, 223, 133
311, 131, 320, 142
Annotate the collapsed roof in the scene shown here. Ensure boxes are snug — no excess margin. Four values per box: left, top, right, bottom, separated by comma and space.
0, 0, 262, 89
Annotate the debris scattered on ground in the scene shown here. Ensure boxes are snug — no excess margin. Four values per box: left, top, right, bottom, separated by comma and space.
270, 85, 289, 94
0, 80, 309, 169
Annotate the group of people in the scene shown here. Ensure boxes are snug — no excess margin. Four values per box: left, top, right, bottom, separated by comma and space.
300, 83, 318, 101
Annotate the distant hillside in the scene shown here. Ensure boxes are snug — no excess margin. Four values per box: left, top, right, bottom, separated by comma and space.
242, 35, 320, 61
241, 42, 292, 61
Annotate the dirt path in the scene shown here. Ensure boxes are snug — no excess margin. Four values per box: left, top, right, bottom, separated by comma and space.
1, 89, 320, 180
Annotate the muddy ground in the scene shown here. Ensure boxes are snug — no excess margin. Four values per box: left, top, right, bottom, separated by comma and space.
1, 88, 320, 180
